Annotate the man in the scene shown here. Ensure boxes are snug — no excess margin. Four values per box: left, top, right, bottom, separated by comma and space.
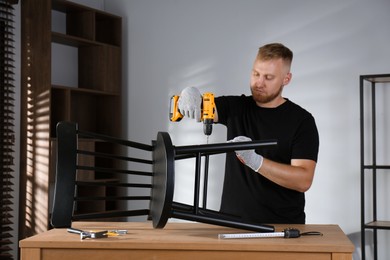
178, 43, 319, 224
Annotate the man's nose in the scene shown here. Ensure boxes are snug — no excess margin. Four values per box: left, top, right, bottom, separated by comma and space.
255, 76, 265, 86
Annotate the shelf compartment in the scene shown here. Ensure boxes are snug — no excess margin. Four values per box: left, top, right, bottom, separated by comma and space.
71, 93, 120, 136
79, 45, 121, 93
95, 12, 121, 46
51, 41, 121, 93
52, 0, 121, 46
51, 88, 71, 137
50, 86, 120, 137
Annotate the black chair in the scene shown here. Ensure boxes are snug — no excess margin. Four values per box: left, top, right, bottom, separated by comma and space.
51, 121, 276, 232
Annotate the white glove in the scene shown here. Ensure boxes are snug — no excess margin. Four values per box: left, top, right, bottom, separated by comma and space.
228, 136, 263, 172
177, 86, 202, 122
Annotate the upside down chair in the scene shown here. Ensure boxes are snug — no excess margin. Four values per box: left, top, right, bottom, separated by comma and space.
51, 121, 276, 232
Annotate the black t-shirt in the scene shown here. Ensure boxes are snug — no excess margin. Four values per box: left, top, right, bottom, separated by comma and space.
216, 95, 319, 224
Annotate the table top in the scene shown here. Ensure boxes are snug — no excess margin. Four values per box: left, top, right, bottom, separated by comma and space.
19, 221, 354, 254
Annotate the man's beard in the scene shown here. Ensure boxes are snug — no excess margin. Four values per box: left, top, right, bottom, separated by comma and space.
250, 85, 283, 104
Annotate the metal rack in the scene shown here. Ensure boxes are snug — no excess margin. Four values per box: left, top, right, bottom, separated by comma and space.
360, 74, 390, 260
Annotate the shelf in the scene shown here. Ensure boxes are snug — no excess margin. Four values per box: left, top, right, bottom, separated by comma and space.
50, 0, 122, 137
52, 32, 121, 48
52, 85, 119, 96
76, 179, 120, 185
52, 0, 120, 19
363, 165, 390, 170
361, 74, 390, 83
20, 0, 122, 238
52, 32, 102, 47
360, 73, 390, 260
364, 221, 390, 230
52, 0, 94, 13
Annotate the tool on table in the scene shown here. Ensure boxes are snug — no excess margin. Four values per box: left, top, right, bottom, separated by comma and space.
67, 228, 108, 240
170, 92, 215, 142
67, 228, 128, 240
218, 228, 322, 239
107, 229, 128, 236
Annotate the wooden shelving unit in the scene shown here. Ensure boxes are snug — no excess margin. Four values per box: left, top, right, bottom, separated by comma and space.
20, 0, 122, 238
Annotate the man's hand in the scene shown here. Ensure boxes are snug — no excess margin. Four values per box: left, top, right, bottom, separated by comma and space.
228, 136, 263, 172
178, 86, 202, 122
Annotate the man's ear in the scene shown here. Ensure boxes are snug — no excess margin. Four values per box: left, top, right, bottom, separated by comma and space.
283, 72, 292, 86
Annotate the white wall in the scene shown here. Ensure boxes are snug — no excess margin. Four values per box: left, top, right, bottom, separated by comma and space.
103, 0, 390, 259
34, 0, 390, 259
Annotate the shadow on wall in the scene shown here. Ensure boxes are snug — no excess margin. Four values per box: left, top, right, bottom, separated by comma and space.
348, 230, 373, 260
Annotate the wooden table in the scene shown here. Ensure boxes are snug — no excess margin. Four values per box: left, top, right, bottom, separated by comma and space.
20, 221, 354, 260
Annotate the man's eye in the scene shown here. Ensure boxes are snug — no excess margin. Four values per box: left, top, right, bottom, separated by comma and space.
265, 75, 274, 80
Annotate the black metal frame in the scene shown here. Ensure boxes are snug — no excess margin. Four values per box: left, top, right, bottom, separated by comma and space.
52, 121, 276, 233
360, 74, 390, 260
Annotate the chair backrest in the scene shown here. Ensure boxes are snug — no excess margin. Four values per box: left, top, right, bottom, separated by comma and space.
52, 121, 277, 233
51, 121, 153, 228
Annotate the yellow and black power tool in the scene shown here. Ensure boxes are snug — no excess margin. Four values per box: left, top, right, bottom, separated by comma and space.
169, 92, 215, 136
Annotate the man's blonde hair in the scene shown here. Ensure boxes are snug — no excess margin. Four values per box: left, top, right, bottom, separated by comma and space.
257, 43, 293, 67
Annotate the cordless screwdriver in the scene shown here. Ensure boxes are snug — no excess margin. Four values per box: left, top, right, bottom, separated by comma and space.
201, 92, 215, 136
169, 92, 215, 136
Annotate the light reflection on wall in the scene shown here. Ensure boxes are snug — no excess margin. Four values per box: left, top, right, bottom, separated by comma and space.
24, 87, 51, 235
21, 26, 51, 237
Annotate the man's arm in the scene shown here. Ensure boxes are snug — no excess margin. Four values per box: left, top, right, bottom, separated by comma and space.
181, 92, 316, 192
259, 158, 316, 192
230, 136, 316, 193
